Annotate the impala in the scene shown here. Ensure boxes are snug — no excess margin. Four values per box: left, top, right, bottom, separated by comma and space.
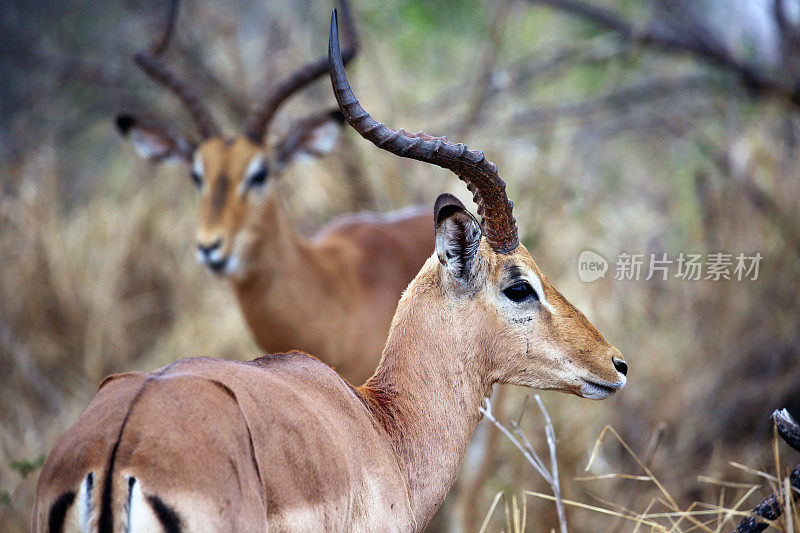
33, 12, 628, 532
117, 0, 432, 383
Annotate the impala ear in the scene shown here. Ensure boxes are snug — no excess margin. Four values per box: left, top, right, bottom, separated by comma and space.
434, 193, 482, 281
115, 113, 195, 164
272, 110, 344, 173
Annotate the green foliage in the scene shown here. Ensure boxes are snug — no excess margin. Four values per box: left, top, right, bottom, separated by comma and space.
10, 455, 46, 479
0, 491, 10, 505
361, 0, 488, 71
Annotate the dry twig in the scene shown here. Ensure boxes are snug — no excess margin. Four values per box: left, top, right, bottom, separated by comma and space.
479, 394, 568, 533
736, 409, 800, 533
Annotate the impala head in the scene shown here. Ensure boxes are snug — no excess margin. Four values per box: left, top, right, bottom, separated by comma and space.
431, 196, 627, 398
329, 11, 626, 399
116, 0, 358, 277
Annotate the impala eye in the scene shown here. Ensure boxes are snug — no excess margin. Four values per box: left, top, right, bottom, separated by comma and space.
190, 170, 202, 188
246, 166, 269, 188
503, 281, 538, 303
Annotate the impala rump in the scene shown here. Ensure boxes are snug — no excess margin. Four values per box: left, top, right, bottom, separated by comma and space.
34, 355, 414, 532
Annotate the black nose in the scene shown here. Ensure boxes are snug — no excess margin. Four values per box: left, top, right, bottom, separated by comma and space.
613, 357, 628, 376
197, 238, 222, 256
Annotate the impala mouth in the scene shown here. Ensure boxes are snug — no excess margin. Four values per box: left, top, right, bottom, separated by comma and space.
207, 257, 229, 274
196, 248, 231, 276
580, 377, 625, 400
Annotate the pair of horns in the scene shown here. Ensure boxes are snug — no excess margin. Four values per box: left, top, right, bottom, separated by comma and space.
328, 10, 519, 254
133, 2, 518, 253
133, 0, 358, 143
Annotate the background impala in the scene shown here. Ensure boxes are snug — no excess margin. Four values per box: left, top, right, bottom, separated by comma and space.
2, 0, 799, 531
114, 0, 431, 384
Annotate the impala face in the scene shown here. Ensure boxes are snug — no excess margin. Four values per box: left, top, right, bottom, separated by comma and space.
115, 0, 357, 280
192, 136, 269, 276
434, 195, 627, 400
117, 112, 344, 278
486, 246, 626, 398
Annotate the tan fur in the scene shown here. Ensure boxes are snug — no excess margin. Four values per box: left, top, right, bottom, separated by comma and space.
34, 235, 625, 531
193, 136, 432, 382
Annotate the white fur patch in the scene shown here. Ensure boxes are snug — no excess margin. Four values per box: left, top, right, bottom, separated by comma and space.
192, 154, 205, 187
130, 131, 166, 160
240, 154, 269, 199
245, 154, 267, 181
224, 254, 240, 276
76, 472, 95, 530
579, 375, 625, 400
579, 381, 617, 400
127, 477, 159, 532
208, 246, 225, 263
303, 121, 340, 156
528, 272, 556, 314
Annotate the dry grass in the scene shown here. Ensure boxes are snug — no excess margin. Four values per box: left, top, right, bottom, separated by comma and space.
480, 411, 800, 532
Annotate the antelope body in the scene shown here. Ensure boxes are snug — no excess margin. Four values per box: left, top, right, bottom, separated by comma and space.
34, 13, 628, 532
117, 0, 431, 382
33, 355, 414, 532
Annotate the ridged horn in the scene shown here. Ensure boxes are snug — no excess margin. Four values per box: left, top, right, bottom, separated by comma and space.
327, 10, 518, 253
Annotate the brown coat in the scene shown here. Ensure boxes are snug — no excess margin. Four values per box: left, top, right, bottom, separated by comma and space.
34, 227, 627, 531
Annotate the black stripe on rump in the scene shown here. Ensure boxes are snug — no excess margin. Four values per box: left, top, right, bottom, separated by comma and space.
147, 494, 183, 533
98, 380, 151, 533
48, 491, 75, 533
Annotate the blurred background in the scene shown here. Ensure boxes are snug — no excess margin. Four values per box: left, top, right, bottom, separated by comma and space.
1, 0, 799, 530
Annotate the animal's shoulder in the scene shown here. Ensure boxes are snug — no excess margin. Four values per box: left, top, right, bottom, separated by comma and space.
314, 205, 428, 241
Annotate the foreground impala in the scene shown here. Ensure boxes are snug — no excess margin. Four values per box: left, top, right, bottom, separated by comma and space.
33, 12, 628, 532
117, 0, 431, 383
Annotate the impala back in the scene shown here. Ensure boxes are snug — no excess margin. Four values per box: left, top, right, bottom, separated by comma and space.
32, 355, 414, 533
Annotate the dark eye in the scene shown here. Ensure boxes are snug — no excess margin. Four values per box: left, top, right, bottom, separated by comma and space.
503, 281, 538, 303
190, 170, 202, 188
247, 167, 268, 188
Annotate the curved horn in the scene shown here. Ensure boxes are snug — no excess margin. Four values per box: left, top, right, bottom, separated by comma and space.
327, 10, 518, 254
244, 0, 359, 144
133, 0, 221, 139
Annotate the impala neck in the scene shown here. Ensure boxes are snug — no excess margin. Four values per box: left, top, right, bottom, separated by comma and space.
232, 189, 332, 293
359, 265, 495, 528
229, 191, 346, 340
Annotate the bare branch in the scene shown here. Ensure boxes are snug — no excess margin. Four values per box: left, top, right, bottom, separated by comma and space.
773, 409, 800, 454
455, 0, 514, 137
506, 41, 632, 96
736, 409, 800, 532
461, 386, 509, 530
534, 0, 635, 36
529, 0, 800, 108
510, 74, 716, 127
432, 39, 632, 132
480, 397, 552, 483
479, 395, 568, 533
534, 394, 567, 533
735, 464, 799, 532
